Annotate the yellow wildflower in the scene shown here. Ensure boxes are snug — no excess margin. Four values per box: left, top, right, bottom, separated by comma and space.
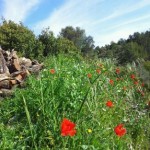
87, 129, 92, 133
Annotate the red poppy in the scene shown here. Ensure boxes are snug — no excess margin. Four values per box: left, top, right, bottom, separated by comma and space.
87, 73, 92, 78
106, 100, 113, 107
50, 69, 55, 74
109, 79, 114, 85
96, 69, 101, 74
134, 81, 138, 85
141, 83, 144, 87
116, 68, 120, 74
61, 118, 76, 136
130, 74, 135, 79
114, 124, 126, 137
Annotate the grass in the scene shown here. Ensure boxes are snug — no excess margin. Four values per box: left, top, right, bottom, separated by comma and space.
0, 54, 150, 150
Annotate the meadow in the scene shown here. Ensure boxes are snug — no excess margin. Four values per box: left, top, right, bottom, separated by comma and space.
0, 54, 150, 150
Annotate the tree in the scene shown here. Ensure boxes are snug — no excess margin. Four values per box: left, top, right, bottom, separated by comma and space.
60, 26, 85, 49
55, 37, 79, 54
97, 30, 150, 65
81, 36, 95, 56
117, 43, 137, 65
59, 26, 95, 55
38, 28, 56, 56
0, 19, 40, 58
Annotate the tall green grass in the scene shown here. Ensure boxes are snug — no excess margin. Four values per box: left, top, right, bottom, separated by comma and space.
0, 54, 149, 149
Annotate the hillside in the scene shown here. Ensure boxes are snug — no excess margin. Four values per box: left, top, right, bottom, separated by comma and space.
0, 54, 150, 149
0, 19, 150, 149
96, 30, 150, 64
95, 30, 150, 89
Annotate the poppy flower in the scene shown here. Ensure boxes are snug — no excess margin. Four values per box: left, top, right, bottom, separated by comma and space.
114, 124, 126, 137
61, 118, 76, 136
116, 68, 120, 74
141, 83, 144, 87
96, 69, 101, 74
134, 81, 138, 85
87, 73, 92, 78
106, 100, 113, 107
50, 69, 55, 74
109, 79, 114, 85
130, 74, 135, 79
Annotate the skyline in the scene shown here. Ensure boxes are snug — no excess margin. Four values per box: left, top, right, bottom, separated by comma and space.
0, 0, 150, 46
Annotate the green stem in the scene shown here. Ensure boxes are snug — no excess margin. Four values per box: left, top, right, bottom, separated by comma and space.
78, 87, 91, 113
78, 74, 102, 114
23, 96, 37, 150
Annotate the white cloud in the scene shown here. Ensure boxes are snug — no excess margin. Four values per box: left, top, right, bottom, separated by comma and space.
1, 0, 40, 22
104, 14, 150, 32
94, 21, 150, 46
95, 29, 134, 46
33, 0, 105, 34
33, 0, 150, 46
92, 0, 150, 25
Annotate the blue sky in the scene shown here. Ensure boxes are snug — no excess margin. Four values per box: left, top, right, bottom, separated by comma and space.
0, 0, 150, 46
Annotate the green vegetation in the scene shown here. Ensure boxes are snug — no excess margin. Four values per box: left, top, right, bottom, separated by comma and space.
0, 19, 150, 149
60, 26, 95, 56
0, 19, 43, 59
0, 54, 150, 149
0, 19, 150, 65
96, 32, 150, 65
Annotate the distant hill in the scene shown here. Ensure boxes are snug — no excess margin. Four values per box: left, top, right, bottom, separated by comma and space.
95, 30, 150, 66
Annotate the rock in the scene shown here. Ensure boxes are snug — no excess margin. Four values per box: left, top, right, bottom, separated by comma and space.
15, 74, 23, 83
32, 60, 39, 65
10, 79, 17, 85
19, 57, 32, 67
28, 63, 44, 74
2, 50, 10, 61
0, 48, 43, 97
11, 70, 28, 82
10, 50, 18, 59
12, 59, 21, 71
0, 80, 11, 89
0, 50, 10, 75
0, 89, 13, 97
0, 74, 10, 81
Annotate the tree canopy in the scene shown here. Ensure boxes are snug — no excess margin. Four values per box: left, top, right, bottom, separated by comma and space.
59, 26, 95, 55
0, 19, 43, 58
0, 19, 150, 69
96, 30, 150, 65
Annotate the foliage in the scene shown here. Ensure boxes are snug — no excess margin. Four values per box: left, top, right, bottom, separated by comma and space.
0, 54, 149, 149
96, 30, 150, 65
38, 28, 57, 56
60, 26, 86, 49
55, 37, 79, 54
95, 30, 150, 86
143, 61, 150, 72
60, 26, 95, 56
38, 28, 81, 56
0, 19, 43, 59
